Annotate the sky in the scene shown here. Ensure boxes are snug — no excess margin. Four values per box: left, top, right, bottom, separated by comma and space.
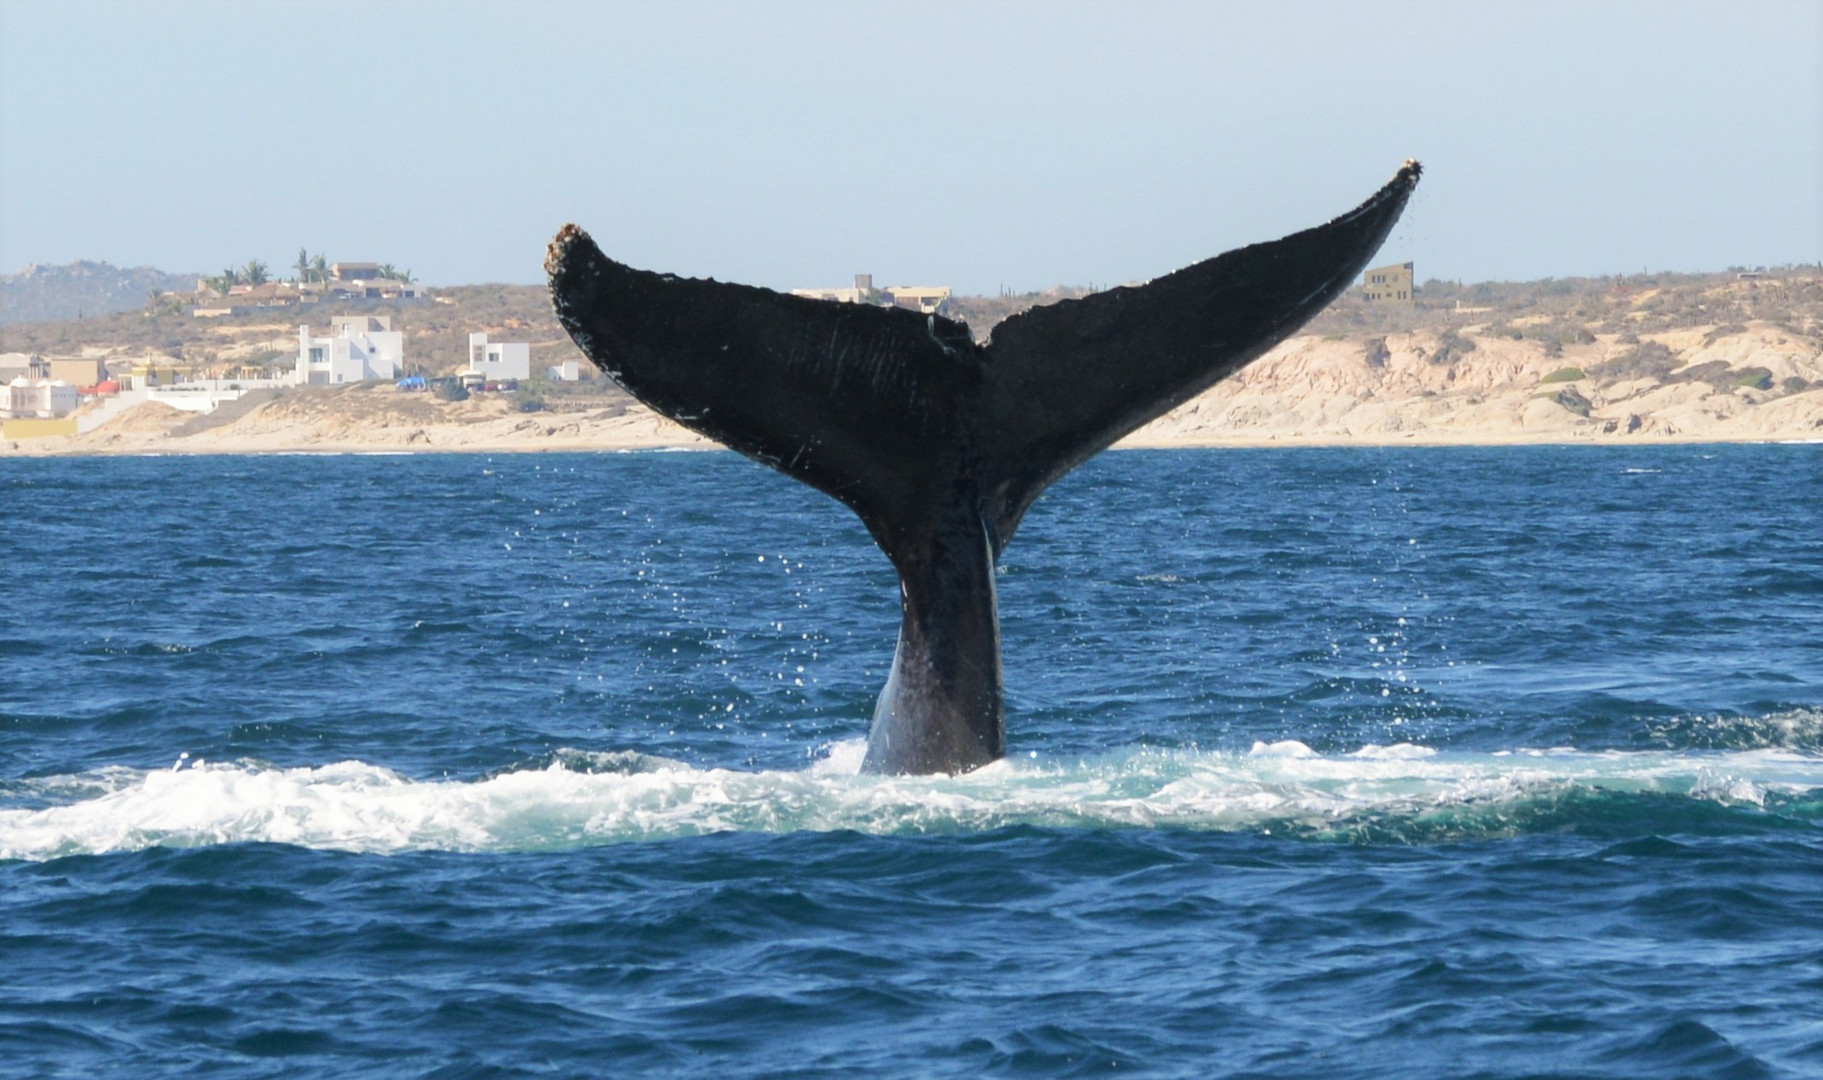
0, 0, 1818, 294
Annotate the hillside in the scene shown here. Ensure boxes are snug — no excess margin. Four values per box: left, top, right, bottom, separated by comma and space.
0, 261, 199, 325
5, 265, 1821, 455
0, 282, 570, 377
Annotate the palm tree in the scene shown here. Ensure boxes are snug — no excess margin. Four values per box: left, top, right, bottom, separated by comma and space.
294, 248, 311, 283
395, 268, 415, 285
213, 267, 240, 296
244, 260, 269, 287
311, 254, 328, 283
378, 263, 399, 281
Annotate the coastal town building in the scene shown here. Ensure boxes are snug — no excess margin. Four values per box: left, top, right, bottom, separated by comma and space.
1, 378, 79, 419
884, 285, 952, 314
193, 282, 311, 318
319, 262, 421, 301
791, 273, 952, 313
1363, 262, 1414, 304
296, 315, 404, 385
792, 273, 875, 305
467, 333, 531, 381
546, 359, 581, 382
47, 357, 106, 387
0, 352, 46, 384
330, 262, 381, 282
329, 278, 421, 301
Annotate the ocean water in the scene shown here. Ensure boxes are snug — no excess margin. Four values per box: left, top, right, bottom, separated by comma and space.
2, 445, 1821, 1078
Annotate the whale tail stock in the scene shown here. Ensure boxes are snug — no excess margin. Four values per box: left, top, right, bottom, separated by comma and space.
547, 160, 1420, 775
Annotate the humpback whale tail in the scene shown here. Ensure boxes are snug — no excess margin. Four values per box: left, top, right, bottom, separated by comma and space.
548, 161, 1420, 774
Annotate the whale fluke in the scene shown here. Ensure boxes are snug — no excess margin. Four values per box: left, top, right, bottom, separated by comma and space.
548, 160, 1420, 774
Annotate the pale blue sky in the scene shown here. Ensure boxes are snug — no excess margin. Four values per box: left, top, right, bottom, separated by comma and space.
1, 1, 1817, 293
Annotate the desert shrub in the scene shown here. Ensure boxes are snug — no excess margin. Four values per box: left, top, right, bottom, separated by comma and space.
435, 380, 469, 402
1430, 328, 1476, 365
1363, 337, 1390, 368
1520, 322, 1596, 360
1667, 360, 1733, 388
1590, 341, 1678, 381
1541, 367, 1585, 383
514, 388, 546, 412
1540, 386, 1591, 416
1781, 376, 1812, 394
1733, 367, 1774, 390
1703, 323, 1748, 346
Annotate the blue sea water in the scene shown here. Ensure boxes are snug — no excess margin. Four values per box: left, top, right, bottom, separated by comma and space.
2, 444, 1822, 1078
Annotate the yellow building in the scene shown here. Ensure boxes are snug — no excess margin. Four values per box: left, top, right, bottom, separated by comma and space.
47, 357, 106, 387
1363, 261, 1414, 304
3, 418, 78, 439
885, 285, 952, 314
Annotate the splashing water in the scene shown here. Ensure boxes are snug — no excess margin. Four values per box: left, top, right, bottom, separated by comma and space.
6, 739, 1820, 860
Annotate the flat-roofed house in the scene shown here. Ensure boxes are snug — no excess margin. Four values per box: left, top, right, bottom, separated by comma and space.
296, 315, 404, 385
330, 262, 382, 282
1363, 262, 1414, 304
791, 273, 876, 305
468, 333, 531, 381
791, 274, 951, 313
884, 285, 952, 314
48, 357, 106, 388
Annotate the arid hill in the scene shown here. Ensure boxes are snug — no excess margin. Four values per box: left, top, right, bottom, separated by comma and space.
5, 266, 1821, 455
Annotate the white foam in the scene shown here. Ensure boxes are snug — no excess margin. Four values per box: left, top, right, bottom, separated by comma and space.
2, 742, 1819, 860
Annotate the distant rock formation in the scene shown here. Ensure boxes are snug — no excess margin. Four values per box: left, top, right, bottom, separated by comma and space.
1, 261, 197, 325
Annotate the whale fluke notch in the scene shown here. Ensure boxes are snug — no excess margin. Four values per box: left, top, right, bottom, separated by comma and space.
548, 160, 1420, 775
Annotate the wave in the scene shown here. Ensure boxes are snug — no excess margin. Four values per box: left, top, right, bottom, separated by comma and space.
3, 740, 1821, 860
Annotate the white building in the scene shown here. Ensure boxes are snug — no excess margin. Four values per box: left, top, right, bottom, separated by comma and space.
1, 378, 78, 418
296, 316, 404, 385
546, 359, 581, 382
467, 333, 530, 381
0, 377, 25, 416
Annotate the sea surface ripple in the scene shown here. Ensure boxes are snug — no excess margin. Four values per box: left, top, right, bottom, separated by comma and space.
2, 446, 1821, 1077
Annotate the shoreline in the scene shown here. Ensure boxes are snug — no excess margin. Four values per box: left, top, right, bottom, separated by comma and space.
7, 322, 1821, 459
6, 430, 1821, 460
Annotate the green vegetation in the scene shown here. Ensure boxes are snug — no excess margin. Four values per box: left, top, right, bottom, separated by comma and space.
1540, 386, 1592, 417
294, 250, 331, 284
1429, 329, 1475, 366
1590, 341, 1679, 382
1363, 336, 1390, 368
1733, 367, 1774, 391
1540, 367, 1585, 383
